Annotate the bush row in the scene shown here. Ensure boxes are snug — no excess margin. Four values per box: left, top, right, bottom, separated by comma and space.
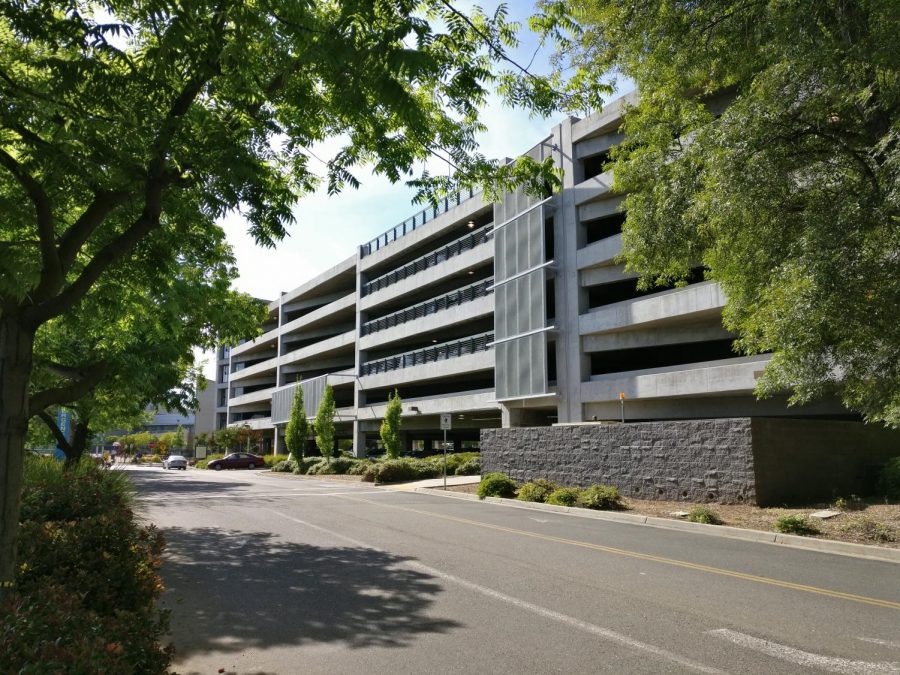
270, 452, 481, 483
476, 473, 627, 511
1, 457, 172, 673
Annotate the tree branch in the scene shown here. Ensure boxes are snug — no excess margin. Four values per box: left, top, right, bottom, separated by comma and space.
53, 189, 132, 278
35, 410, 72, 455
0, 147, 60, 296
29, 365, 107, 413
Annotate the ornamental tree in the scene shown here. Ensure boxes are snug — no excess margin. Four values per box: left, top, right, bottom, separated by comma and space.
380, 390, 403, 459
0, 0, 562, 588
284, 384, 309, 461
314, 385, 336, 462
539, 0, 900, 426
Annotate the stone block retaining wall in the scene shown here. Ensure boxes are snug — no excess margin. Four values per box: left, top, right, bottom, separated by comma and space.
481, 418, 900, 505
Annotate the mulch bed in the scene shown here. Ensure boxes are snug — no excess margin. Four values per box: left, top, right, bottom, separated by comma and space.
435, 484, 900, 549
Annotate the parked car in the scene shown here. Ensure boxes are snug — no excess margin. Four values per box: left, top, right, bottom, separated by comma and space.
206, 452, 264, 470
162, 454, 188, 470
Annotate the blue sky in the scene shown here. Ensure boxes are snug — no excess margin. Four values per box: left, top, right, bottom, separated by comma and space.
203, 1, 631, 376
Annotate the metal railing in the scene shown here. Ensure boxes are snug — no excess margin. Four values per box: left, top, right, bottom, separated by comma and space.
360, 331, 494, 376
361, 278, 494, 337
361, 225, 493, 297
360, 188, 479, 257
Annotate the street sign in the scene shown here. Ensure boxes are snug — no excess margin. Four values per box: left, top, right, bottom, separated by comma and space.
440, 413, 452, 430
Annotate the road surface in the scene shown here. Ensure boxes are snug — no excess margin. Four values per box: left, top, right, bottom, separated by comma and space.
130, 466, 900, 675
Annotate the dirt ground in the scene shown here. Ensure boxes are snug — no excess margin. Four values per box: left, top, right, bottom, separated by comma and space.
438, 484, 900, 550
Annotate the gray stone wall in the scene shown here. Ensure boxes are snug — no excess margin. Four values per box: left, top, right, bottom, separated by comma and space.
481, 418, 756, 503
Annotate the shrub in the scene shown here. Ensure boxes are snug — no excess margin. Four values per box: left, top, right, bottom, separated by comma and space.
878, 457, 900, 501
775, 514, 820, 536
272, 459, 297, 473
578, 485, 625, 511
260, 454, 280, 468
455, 458, 481, 475
546, 487, 581, 506
309, 457, 355, 475
347, 459, 374, 476
686, 505, 723, 525
517, 479, 558, 503
477, 472, 517, 499
370, 458, 441, 484
841, 516, 896, 543
2, 456, 172, 673
294, 456, 325, 475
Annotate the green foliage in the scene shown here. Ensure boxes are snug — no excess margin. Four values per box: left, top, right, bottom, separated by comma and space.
173, 425, 185, 451
380, 391, 403, 459
878, 457, 900, 501
545, 487, 581, 507
309, 457, 357, 475
214, 428, 238, 453
294, 457, 325, 475
367, 458, 441, 484
542, 0, 900, 426
477, 472, 518, 499
517, 479, 559, 503
347, 460, 375, 476
686, 506, 723, 525
831, 494, 865, 511
314, 385, 336, 461
272, 459, 298, 473
577, 485, 625, 511
454, 457, 481, 476
774, 515, 820, 536
1, 457, 171, 672
285, 385, 309, 460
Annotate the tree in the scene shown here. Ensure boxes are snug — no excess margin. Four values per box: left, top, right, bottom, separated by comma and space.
284, 384, 309, 461
542, 0, 900, 426
214, 428, 238, 454
235, 424, 262, 453
0, 0, 559, 590
314, 385, 336, 462
173, 425, 185, 452
380, 390, 403, 459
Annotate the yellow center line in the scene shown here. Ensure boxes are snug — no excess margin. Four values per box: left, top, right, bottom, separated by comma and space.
337, 495, 900, 611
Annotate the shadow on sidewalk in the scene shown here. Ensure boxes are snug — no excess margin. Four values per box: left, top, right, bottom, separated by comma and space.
160, 526, 461, 658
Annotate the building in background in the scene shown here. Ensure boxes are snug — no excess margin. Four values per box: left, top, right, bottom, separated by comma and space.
222, 91, 859, 458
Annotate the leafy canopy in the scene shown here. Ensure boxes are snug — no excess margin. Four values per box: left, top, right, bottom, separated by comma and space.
540, 0, 900, 425
285, 384, 309, 459
314, 384, 336, 461
380, 390, 403, 459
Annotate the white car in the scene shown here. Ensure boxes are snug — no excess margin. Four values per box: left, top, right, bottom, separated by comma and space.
162, 454, 188, 470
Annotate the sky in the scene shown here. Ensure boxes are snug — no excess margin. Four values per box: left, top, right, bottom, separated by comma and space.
200, 1, 632, 378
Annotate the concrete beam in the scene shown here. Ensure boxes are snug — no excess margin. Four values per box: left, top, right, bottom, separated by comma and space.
580, 263, 638, 287
229, 357, 277, 383
583, 321, 735, 352
359, 350, 494, 389
359, 294, 493, 351
575, 234, 623, 270
573, 132, 625, 160
578, 195, 625, 223
360, 242, 493, 311
579, 281, 726, 336
581, 354, 771, 404
278, 329, 356, 368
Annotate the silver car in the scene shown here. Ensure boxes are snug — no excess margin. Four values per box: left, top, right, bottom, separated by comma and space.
162, 454, 188, 470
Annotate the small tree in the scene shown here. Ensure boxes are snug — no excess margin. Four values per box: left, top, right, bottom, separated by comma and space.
173, 425, 185, 451
380, 390, 403, 459
314, 385, 336, 462
285, 385, 309, 460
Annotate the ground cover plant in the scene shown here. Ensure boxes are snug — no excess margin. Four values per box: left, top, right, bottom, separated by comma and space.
545, 487, 581, 507
0, 457, 171, 673
577, 485, 625, 511
517, 479, 558, 503
774, 514, 820, 536
687, 506, 724, 525
477, 472, 518, 499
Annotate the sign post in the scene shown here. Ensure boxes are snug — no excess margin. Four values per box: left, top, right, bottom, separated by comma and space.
440, 413, 452, 490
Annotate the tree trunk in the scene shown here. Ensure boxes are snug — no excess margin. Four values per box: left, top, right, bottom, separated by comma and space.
0, 315, 35, 599
65, 419, 90, 469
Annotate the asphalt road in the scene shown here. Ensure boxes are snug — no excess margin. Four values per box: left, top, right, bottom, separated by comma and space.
129, 465, 900, 675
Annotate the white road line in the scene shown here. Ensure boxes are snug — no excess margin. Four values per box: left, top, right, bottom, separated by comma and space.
138, 490, 384, 502
858, 638, 900, 650
267, 508, 724, 675
708, 629, 900, 674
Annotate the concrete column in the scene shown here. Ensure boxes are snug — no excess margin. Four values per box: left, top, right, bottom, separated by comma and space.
273, 427, 282, 457
351, 421, 367, 458
553, 119, 589, 424
502, 405, 549, 428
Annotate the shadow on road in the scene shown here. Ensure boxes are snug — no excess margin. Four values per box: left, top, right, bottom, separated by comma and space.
161, 527, 461, 658
127, 469, 253, 499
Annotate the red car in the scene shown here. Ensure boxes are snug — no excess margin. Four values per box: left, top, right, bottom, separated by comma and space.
207, 452, 264, 470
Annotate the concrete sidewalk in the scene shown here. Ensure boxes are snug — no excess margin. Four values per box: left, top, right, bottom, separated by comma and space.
384, 474, 480, 490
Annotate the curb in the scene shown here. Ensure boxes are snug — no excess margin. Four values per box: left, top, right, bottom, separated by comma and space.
410, 487, 900, 564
